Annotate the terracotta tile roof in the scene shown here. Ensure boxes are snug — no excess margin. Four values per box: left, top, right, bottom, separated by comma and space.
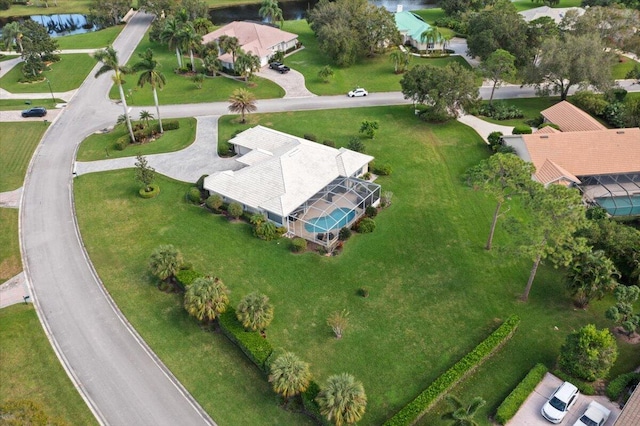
202, 21, 298, 61
535, 126, 560, 134
520, 128, 640, 184
536, 159, 581, 185
541, 101, 607, 132
616, 385, 640, 426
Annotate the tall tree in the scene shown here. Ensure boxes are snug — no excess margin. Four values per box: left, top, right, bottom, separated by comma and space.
420, 27, 442, 53
20, 20, 58, 60
228, 88, 257, 123
88, 0, 131, 28
94, 46, 136, 143
400, 62, 480, 119
160, 16, 185, 68
558, 324, 618, 381
234, 49, 261, 81
236, 291, 274, 333
259, 0, 284, 27
515, 183, 588, 301
566, 249, 619, 308
479, 49, 517, 104
268, 352, 312, 406
606, 285, 640, 337
192, 17, 214, 35
2, 22, 23, 54
203, 52, 222, 77
132, 48, 166, 133
441, 395, 486, 426
389, 49, 410, 74
465, 153, 535, 251
148, 244, 183, 283
525, 33, 614, 100
218, 35, 240, 66
184, 276, 230, 324
180, 22, 202, 72
316, 373, 367, 426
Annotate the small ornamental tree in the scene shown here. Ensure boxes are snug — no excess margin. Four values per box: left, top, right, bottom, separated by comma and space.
558, 324, 618, 382
236, 291, 274, 333
327, 309, 350, 339
184, 276, 230, 324
441, 395, 486, 426
359, 120, 379, 139
148, 244, 183, 284
206, 194, 223, 211
316, 373, 367, 426
606, 285, 640, 337
268, 352, 312, 407
227, 202, 244, 220
318, 65, 334, 83
135, 154, 156, 193
566, 249, 619, 308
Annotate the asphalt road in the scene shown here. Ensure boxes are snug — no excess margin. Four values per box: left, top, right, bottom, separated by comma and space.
19, 12, 214, 426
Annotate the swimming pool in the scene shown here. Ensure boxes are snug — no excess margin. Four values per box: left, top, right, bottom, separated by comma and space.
304, 208, 356, 233
596, 195, 640, 216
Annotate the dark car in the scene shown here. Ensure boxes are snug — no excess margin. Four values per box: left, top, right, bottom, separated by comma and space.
269, 62, 290, 74
22, 107, 47, 118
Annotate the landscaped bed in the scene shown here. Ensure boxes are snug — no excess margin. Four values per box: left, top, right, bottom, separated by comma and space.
0, 54, 96, 93
73, 106, 639, 425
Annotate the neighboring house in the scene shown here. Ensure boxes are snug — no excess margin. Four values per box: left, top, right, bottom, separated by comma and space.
615, 385, 640, 425
204, 126, 380, 248
519, 6, 585, 24
503, 126, 640, 216
394, 11, 444, 52
540, 101, 606, 132
202, 21, 298, 69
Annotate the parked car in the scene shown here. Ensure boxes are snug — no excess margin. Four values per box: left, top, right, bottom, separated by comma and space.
269, 62, 290, 74
541, 381, 580, 423
347, 88, 368, 97
22, 107, 47, 118
573, 401, 611, 426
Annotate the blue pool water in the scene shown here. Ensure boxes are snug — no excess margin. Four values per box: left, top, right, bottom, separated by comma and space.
596, 195, 640, 216
304, 208, 356, 233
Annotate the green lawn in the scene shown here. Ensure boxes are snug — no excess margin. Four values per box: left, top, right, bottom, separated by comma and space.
612, 56, 640, 80
76, 117, 197, 161
0, 122, 48, 192
0, 208, 20, 285
283, 20, 470, 96
0, 55, 19, 62
478, 96, 560, 127
0, 99, 65, 111
111, 34, 284, 105
0, 304, 97, 425
0, 54, 95, 93
73, 106, 639, 425
56, 25, 124, 50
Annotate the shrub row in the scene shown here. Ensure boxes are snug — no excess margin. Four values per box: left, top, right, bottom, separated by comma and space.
494, 363, 548, 425
552, 370, 595, 395
384, 315, 520, 426
218, 309, 273, 373
512, 125, 532, 135
479, 103, 524, 121
163, 120, 180, 131
175, 269, 204, 290
606, 372, 640, 400
301, 380, 327, 425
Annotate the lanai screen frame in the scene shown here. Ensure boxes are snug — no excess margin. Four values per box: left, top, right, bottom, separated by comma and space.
579, 172, 640, 216
286, 176, 381, 248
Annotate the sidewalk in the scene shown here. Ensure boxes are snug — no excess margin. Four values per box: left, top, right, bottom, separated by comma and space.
0, 272, 31, 309
457, 114, 514, 142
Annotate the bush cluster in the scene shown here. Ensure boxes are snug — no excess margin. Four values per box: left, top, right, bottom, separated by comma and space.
552, 370, 595, 395
479, 103, 524, 121
138, 184, 160, 199
339, 227, 352, 241
512, 125, 532, 135
303, 133, 317, 142
218, 309, 273, 373
365, 206, 378, 218
372, 163, 393, 176
114, 135, 129, 151
187, 187, 201, 203
570, 90, 634, 128
291, 238, 307, 253
433, 16, 468, 35
357, 217, 376, 233
163, 120, 180, 130
606, 372, 640, 400
322, 140, 335, 147
384, 315, 520, 426
300, 380, 324, 424
175, 269, 204, 290
494, 363, 548, 425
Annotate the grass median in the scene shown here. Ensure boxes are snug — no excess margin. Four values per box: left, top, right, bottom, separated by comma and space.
73, 105, 639, 425
0, 122, 48, 192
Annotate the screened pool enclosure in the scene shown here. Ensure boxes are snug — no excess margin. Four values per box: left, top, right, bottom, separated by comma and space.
580, 173, 640, 217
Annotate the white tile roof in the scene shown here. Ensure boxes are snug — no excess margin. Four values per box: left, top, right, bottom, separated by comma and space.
519, 6, 585, 24
204, 126, 374, 217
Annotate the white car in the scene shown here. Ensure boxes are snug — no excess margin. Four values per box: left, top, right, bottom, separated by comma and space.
541, 381, 580, 423
347, 88, 368, 97
573, 401, 611, 426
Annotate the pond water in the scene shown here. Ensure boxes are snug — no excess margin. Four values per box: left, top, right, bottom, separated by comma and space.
0, 0, 435, 37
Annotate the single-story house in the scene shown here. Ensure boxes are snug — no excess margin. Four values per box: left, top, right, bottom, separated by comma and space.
519, 6, 585, 24
540, 101, 606, 132
394, 11, 444, 52
502, 126, 640, 216
204, 126, 381, 247
202, 21, 298, 69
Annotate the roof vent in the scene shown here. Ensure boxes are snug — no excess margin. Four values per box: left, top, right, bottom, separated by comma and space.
616, 131, 625, 134
540, 135, 549, 139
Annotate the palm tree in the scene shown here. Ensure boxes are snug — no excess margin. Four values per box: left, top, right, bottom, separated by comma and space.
236, 291, 274, 333
2, 22, 23, 55
132, 48, 166, 133
389, 49, 410, 74
269, 352, 312, 407
180, 23, 202, 72
420, 27, 442, 54
259, 0, 284, 27
316, 373, 367, 426
218, 35, 240, 66
94, 46, 135, 143
203, 52, 222, 77
183, 276, 230, 324
228, 88, 257, 123
441, 395, 486, 426
148, 244, 183, 284
139, 110, 154, 131
234, 49, 260, 81
160, 16, 184, 68
192, 17, 214, 35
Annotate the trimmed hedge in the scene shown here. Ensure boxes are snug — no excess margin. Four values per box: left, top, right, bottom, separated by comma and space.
552, 370, 595, 395
175, 269, 204, 290
495, 363, 548, 425
606, 372, 640, 400
138, 184, 160, 199
163, 120, 180, 130
512, 125, 532, 135
218, 309, 273, 373
301, 380, 327, 425
384, 315, 520, 426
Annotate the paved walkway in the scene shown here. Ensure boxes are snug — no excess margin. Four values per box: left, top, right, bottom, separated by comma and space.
0, 187, 22, 208
0, 272, 31, 309
255, 67, 316, 98
457, 114, 514, 142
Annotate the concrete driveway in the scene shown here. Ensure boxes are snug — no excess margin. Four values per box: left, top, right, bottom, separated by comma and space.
507, 373, 621, 426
